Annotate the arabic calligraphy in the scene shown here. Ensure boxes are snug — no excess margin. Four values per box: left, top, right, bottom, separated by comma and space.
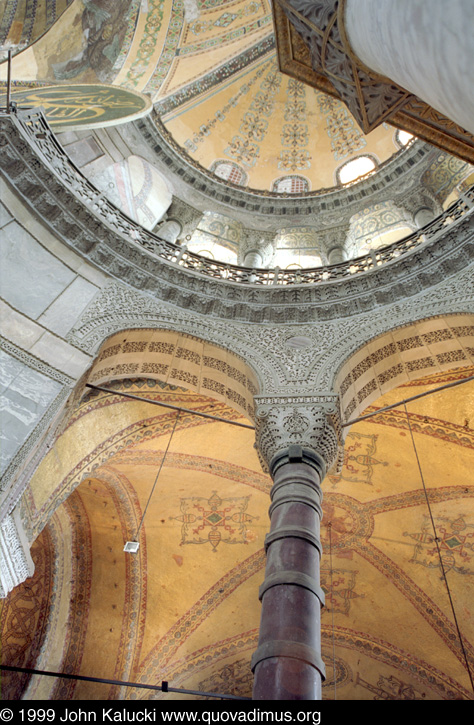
4, 84, 151, 128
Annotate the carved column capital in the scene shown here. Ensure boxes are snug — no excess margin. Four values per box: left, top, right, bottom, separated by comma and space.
395, 187, 443, 224
238, 230, 276, 267
254, 396, 343, 475
316, 223, 351, 263
165, 196, 203, 242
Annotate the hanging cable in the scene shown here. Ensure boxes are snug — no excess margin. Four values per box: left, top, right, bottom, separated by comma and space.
328, 522, 337, 701
403, 403, 474, 693
85, 383, 255, 430
0, 664, 250, 701
342, 374, 474, 428
135, 410, 180, 541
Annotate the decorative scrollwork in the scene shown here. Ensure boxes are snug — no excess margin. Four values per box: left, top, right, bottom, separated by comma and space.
278, 0, 410, 133
0, 512, 34, 598
254, 398, 344, 474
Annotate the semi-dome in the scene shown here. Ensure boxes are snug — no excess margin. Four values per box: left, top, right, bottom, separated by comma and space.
2, 0, 409, 195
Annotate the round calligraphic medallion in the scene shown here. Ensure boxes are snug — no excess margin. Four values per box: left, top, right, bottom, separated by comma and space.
8, 84, 152, 131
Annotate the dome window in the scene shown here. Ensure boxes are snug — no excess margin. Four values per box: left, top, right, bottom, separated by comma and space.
395, 129, 415, 147
272, 176, 310, 194
211, 161, 247, 186
336, 155, 378, 185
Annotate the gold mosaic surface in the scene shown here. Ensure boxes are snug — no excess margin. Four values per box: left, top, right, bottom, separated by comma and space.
1, 0, 403, 191
2, 364, 473, 700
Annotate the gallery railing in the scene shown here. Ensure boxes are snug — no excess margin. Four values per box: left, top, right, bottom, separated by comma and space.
3, 107, 474, 287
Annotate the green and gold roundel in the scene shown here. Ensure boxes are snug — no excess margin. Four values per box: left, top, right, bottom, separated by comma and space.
8, 84, 152, 130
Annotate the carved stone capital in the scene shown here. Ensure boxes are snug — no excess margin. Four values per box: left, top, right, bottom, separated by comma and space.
254, 396, 344, 475
238, 230, 276, 267
396, 187, 443, 222
0, 509, 34, 598
316, 223, 351, 262
165, 196, 203, 241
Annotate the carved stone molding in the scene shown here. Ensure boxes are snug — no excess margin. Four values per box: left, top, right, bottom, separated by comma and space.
66, 262, 474, 401
0, 509, 34, 598
278, 0, 410, 133
135, 113, 437, 225
273, 0, 474, 163
307, 268, 474, 392
254, 397, 343, 474
1, 110, 472, 326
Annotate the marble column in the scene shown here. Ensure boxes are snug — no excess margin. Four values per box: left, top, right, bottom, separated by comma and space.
252, 402, 341, 700
239, 231, 275, 269
155, 219, 182, 243
317, 223, 351, 267
344, 0, 474, 135
164, 197, 203, 243
413, 207, 435, 229
326, 246, 346, 265
243, 250, 264, 268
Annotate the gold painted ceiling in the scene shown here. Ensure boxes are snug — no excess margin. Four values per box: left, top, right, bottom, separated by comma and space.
2, 367, 474, 700
1, 0, 405, 191
1, 5, 474, 702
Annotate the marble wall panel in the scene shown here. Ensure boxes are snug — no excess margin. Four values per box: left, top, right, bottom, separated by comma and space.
0, 201, 13, 229
0, 222, 75, 319
38, 277, 100, 337
0, 351, 62, 475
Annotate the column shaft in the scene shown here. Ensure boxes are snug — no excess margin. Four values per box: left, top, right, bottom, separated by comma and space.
243, 250, 264, 268
414, 207, 435, 229
344, 0, 474, 135
252, 448, 325, 700
327, 246, 345, 265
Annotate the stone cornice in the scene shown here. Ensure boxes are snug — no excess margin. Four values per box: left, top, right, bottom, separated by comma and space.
134, 112, 437, 229
1, 109, 473, 326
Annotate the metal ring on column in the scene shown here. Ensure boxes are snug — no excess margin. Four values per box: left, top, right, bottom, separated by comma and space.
258, 570, 325, 606
270, 477, 323, 503
269, 493, 323, 519
264, 525, 323, 556
270, 474, 323, 493
269, 446, 327, 479
251, 640, 326, 680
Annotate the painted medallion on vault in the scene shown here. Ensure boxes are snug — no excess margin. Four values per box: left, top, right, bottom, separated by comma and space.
171, 491, 258, 552
404, 514, 474, 576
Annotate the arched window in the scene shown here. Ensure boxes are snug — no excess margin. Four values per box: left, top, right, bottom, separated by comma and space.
395, 129, 415, 148
336, 155, 378, 185
272, 176, 310, 194
186, 240, 237, 265
186, 211, 239, 265
355, 226, 417, 255
210, 161, 247, 186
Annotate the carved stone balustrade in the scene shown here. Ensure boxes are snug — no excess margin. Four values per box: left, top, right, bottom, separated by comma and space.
1, 109, 472, 329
